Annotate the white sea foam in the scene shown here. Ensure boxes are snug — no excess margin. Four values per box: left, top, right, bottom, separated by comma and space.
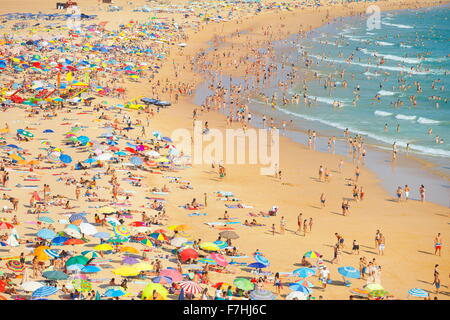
360, 48, 422, 64
395, 114, 417, 121
382, 22, 414, 29
378, 90, 398, 96
364, 71, 381, 77
417, 117, 441, 125
375, 41, 395, 46
306, 95, 346, 107
400, 44, 413, 48
374, 110, 393, 117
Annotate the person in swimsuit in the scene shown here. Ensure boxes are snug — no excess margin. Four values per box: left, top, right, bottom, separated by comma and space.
396, 186, 403, 202
404, 185, 410, 201
320, 193, 326, 208
432, 264, 440, 293
378, 234, 385, 256
296, 213, 302, 235
434, 233, 442, 256
352, 240, 360, 255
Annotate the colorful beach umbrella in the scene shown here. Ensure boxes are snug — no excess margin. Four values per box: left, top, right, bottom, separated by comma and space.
292, 267, 316, 278
233, 278, 254, 291
32, 286, 58, 298
6, 260, 25, 272
250, 289, 276, 300
179, 281, 203, 295
408, 288, 429, 298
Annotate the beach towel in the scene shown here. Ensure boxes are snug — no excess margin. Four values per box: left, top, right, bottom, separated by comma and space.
145, 197, 165, 201
15, 184, 38, 188
188, 213, 207, 216
151, 192, 168, 195
216, 227, 234, 230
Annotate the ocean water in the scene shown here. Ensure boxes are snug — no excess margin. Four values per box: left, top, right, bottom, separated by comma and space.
256, 5, 450, 170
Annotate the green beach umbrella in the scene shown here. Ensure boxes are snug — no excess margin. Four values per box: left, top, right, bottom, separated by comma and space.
233, 278, 254, 291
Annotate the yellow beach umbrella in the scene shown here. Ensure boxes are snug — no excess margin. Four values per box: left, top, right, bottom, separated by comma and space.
119, 246, 139, 254
168, 224, 190, 232
132, 262, 153, 272
142, 283, 168, 300
199, 242, 220, 252
94, 244, 113, 251
97, 206, 116, 214
113, 266, 140, 277
365, 283, 384, 292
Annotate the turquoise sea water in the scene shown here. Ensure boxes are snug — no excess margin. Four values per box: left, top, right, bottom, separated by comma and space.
263, 5, 449, 168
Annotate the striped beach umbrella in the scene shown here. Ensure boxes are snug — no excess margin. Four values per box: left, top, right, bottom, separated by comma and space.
38, 217, 54, 224
198, 258, 217, 265
199, 242, 220, 252
254, 254, 269, 266
179, 281, 203, 295
149, 232, 168, 241
32, 286, 58, 298
37, 228, 56, 240
303, 251, 321, 258
408, 288, 429, 298
350, 288, 369, 297
114, 225, 131, 237
213, 240, 227, 249
72, 279, 92, 292
292, 267, 316, 278
369, 290, 390, 298
140, 239, 154, 247
43, 249, 60, 259
249, 289, 276, 300
6, 260, 25, 272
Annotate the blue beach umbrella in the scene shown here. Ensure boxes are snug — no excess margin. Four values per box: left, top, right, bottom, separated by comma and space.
52, 236, 69, 245
59, 154, 72, 164
66, 264, 85, 272
152, 276, 173, 284
289, 283, 313, 295
84, 158, 97, 164
93, 232, 110, 239
43, 129, 54, 133
81, 265, 102, 273
130, 156, 143, 166
104, 288, 126, 297
254, 254, 269, 266
248, 262, 268, 269
37, 228, 56, 240
292, 267, 316, 278
69, 214, 87, 224
213, 240, 227, 249
43, 249, 60, 259
338, 266, 360, 279
32, 286, 59, 298
38, 216, 55, 224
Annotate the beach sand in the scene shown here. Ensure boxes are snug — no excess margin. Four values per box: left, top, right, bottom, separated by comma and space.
0, 0, 448, 300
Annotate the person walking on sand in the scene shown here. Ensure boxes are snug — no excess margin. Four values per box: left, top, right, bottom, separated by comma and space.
320, 193, 326, 208
271, 224, 276, 236
280, 216, 286, 235
308, 218, 313, 233
355, 166, 360, 183
434, 233, 442, 256
295, 213, 303, 235
377, 233, 385, 256
419, 184, 425, 202
432, 264, 440, 294
303, 219, 308, 236
404, 185, 410, 201
274, 272, 282, 294
75, 185, 81, 201
396, 186, 403, 202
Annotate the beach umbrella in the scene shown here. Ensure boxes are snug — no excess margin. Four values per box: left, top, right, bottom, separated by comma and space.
292, 267, 316, 278
179, 248, 198, 262
142, 283, 168, 300
199, 242, 220, 252
42, 270, 68, 280
248, 262, 267, 269
408, 288, 429, 298
198, 258, 217, 265
234, 278, 254, 291
304, 251, 320, 258
170, 237, 188, 247
6, 260, 25, 272
37, 228, 56, 240
66, 256, 89, 266
84, 158, 97, 164
94, 244, 113, 251
81, 265, 102, 273
133, 262, 153, 272
38, 217, 54, 224
66, 264, 84, 272
219, 230, 239, 240
350, 288, 369, 297
122, 257, 140, 265
32, 286, 58, 298
160, 269, 183, 282
213, 240, 228, 249
79, 223, 97, 235
364, 283, 384, 292
108, 236, 128, 244
369, 290, 390, 298
168, 224, 190, 232
149, 232, 168, 241
21, 281, 44, 292
93, 232, 110, 240
97, 206, 116, 214
152, 276, 172, 285
104, 288, 126, 297
250, 289, 276, 300
113, 266, 140, 277
69, 214, 87, 224
119, 246, 139, 254
81, 251, 99, 259
63, 228, 82, 239
286, 291, 308, 300
43, 129, 54, 133
179, 281, 203, 295
209, 252, 228, 267
43, 249, 59, 259
130, 157, 143, 166
140, 239, 154, 247
254, 255, 269, 266
64, 239, 85, 245
52, 236, 69, 245
289, 283, 312, 295
59, 154, 72, 164
0, 222, 14, 230
72, 279, 92, 292
338, 266, 360, 279
114, 225, 131, 237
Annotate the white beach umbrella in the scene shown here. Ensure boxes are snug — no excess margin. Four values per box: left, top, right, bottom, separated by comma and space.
21, 281, 44, 292
96, 153, 113, 161
79, 223, 98, 236
63, 228, 82, 239
145, 150, 160, 158
286, 291, 308, 300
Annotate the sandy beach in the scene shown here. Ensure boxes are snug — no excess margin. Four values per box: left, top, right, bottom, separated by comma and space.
0, 0, 448, 301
